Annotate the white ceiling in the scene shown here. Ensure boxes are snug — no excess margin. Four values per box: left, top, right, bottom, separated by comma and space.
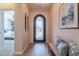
27, 3, 52, 11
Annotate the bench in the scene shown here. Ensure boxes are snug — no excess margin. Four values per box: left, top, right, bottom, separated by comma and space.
48, 43, 59, 56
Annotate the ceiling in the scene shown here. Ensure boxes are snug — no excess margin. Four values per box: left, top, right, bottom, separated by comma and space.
27, 3, 52, 11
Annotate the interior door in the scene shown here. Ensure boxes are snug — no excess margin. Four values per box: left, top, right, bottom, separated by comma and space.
0, 10, 4, 49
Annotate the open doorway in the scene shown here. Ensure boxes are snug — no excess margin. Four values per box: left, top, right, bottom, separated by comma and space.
0, 10, 14, 55
34, 14, 46, 42
4, 10, 14, 55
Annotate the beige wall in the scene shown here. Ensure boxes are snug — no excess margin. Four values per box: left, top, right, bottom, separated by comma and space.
14, 3, 30, 54
29, 10, 51, 43
0, 3, 15, 9
0, 4, 15, 9
50, 3, 79, 47
21, 4, 30, 51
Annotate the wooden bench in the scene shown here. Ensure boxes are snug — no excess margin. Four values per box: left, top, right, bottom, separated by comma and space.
48, 43, 59, 56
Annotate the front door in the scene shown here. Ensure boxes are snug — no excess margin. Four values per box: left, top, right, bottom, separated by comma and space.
34, 14, 46, 42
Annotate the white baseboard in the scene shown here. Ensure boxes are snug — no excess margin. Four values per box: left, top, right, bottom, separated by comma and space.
14, 43, 30, 55
14, 51, 23, 55
30, 41, 34, 43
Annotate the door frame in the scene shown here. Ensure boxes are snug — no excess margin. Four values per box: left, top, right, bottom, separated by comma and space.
0, 10, 4, 48
34, 14, 46, 42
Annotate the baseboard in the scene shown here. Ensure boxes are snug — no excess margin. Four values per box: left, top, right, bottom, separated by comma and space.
14, 43, 30, 55
14, 51, 23, 55
22, 43, 30, 53
30, 41, 34, 43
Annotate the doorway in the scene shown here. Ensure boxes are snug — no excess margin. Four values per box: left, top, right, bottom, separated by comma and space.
34, 14, 46, 42
0, 10, 14, 55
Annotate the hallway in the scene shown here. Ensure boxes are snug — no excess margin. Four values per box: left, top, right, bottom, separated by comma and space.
23, 43, 50, 56
1, 3, 78, 56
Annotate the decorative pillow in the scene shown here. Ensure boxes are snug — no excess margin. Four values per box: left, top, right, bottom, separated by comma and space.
68, 42, 79, 56
57, 42, 68, 56
54, 36, 62, 47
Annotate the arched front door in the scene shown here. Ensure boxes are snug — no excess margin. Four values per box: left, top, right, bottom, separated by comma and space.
34, 14, 46, 42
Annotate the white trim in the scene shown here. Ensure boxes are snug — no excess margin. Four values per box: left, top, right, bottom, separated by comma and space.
14, 51, 23, 55
14, 43, 30, 55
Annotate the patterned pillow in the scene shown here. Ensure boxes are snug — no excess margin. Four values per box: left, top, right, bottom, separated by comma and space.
57, 42, 68, 56
54, 36, 62, 47
69, 42, 79, 56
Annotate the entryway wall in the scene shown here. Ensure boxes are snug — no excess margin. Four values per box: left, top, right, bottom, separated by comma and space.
29, 9, 51, 43
14, 4, 30, 54
50, 3, 79, 48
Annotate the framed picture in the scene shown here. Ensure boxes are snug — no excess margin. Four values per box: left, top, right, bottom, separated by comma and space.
59, 3, 79, 29
25, 13, 27, 31
26, 16, 29, 31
